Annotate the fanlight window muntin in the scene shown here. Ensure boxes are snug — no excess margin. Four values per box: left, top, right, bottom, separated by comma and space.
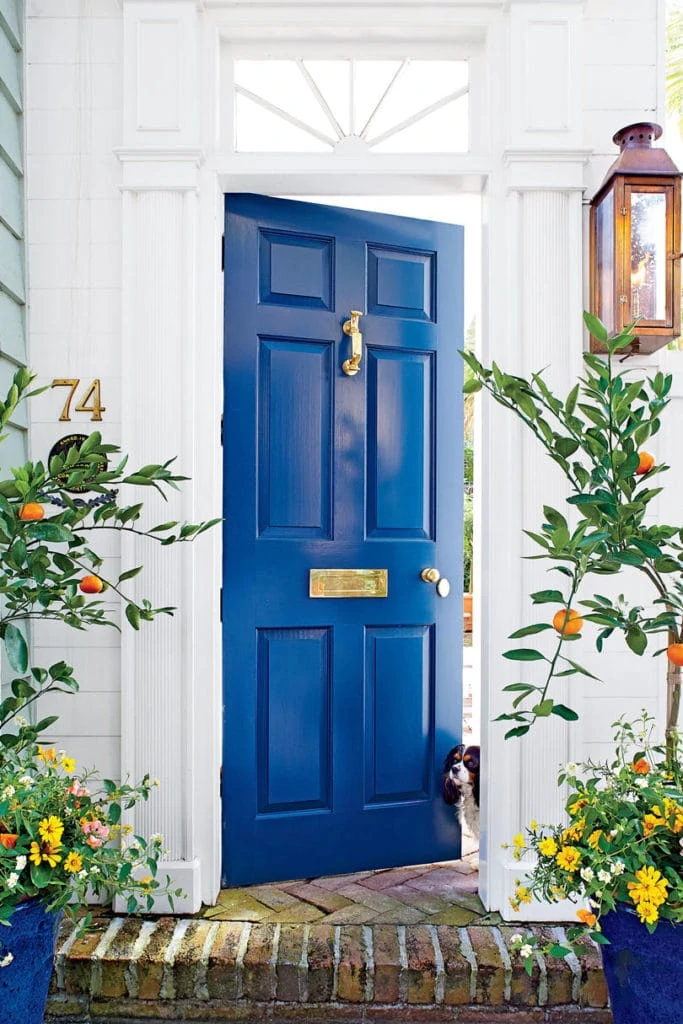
233, 59, 470, 154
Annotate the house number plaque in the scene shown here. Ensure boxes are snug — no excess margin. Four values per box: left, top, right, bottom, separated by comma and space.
51, 379, 106, 421
309, 569, 388, 598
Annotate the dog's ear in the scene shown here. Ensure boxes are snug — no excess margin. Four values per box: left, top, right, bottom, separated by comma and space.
442, 744, 464, 774
442, 775, 460, 805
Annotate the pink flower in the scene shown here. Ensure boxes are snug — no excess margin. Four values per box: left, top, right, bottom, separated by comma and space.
81, 819, 109, 841
85, 836, 103, 849
68, 781, 90, 798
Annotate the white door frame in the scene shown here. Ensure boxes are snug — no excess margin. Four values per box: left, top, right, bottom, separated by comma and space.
118, 0, 589, 917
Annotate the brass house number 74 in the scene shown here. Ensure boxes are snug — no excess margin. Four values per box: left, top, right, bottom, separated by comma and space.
51, 379, 106, 422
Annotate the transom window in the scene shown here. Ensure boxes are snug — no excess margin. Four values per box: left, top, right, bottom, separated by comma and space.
234, 59, 469, 153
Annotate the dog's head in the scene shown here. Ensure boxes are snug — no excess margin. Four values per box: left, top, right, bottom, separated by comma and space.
441, 744, 480, 806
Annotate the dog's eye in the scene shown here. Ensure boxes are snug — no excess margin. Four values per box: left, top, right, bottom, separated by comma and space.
454, 753, 461, 761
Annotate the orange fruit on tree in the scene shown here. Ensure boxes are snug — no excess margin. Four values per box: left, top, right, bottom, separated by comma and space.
636, 451, 655, 475
79, 575, 104, 594
552, 608, 584, 635
667, 643, 683, 667
18, 502, 44, 521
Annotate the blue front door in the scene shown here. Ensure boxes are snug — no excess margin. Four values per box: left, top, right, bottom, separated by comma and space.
222, 194, 464, 886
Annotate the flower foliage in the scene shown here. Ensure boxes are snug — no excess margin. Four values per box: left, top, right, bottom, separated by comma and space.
507, 713, 683, 970
0, 739, 180, 929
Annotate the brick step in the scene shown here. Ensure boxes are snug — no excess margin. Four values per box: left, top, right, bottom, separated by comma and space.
45, 917, 610, 1021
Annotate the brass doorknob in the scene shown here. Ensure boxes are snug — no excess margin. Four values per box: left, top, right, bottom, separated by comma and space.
421, 567, 450, 597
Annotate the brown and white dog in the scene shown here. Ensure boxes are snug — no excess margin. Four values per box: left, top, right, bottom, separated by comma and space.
442, 744, 480, 838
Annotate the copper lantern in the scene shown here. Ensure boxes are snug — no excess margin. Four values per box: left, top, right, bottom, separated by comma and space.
589, 122, 682, 354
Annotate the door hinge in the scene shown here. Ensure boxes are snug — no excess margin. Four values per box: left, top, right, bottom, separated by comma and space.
219, 586, 223, 622
220, 414, 224, 446
221, 234, 225, 271
219, 765, 223, 799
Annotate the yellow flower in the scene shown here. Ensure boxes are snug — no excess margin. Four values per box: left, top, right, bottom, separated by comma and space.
662, 798, 683, 834
60, 756, 76, 774
515, 885, 532, 904
29, 840, 62, 868
636, 901, 659, 925
642, 812, 666, 837
37, 746, 56, 763
627, 866, 669, 909
588, 830, 604, 850
562, 819, 585, 844
529, 819, 538, 831
568, 797, 589, 815
38, 816, 64, 846
576, 909, 597, 927
538, 837, 558, 857
63, 851, 83, 874
551, 885, 567, 899
556, 846, 581, 872
139, 875, 153, 887
513, 833, 525, 849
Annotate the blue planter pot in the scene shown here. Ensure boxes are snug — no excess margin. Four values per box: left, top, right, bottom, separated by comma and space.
601, 904, 683, 1024
0, 900, 63, 1024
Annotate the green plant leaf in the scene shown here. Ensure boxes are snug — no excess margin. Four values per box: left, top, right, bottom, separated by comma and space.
530, 589, 564, 604
533, 699, 554, 717
508, 623, 554, 638
626, 626, 647, 655
25, 522, 73, 543
503, 648, 546, 662
505, 725, 530, 739
551, 704, 579, 721
125, 603, 141, 630
4, 624, 27, 674
583, 312, 608, 343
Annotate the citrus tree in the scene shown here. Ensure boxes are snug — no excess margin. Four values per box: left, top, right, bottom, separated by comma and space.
463, 314, 683, 762
0, 368, 219, 753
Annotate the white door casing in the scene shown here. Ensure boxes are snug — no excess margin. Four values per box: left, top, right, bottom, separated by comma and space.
117, 0, 642, 917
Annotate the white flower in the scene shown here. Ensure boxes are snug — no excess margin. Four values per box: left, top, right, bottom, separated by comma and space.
597, 869, 611, 884
14, 715, 27, 727
15, 856, 26, 871
565, 763, 578, 775
580, 867, 594, 882
150, 833, 164, 844
6, 873, 18, 890
152, 778, 160, 787
611, 861, 625, 876
609, 829, 618, 838
0, 952, 14, 967
1, 785, 15, 800
18, 776, 31, 787
90, 866, 99, 875
634, 778, 648, 788
510, 933, 523, 944
520, 944, 534, 959
594, 889, 603, 899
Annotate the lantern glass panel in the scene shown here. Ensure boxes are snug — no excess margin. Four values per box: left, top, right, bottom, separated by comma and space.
594, 189, 615, 333
629, 190, 667, 322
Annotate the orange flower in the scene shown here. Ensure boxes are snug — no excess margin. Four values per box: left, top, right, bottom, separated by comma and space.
0, 834, 17, 850
633, 759, 650, 775
576, 909, 597, 927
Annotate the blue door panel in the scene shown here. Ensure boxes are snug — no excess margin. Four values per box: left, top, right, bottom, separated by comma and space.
258, 338, 333, 537
367, 244, 435, 321
364, 626, 433, 805
257, 628, 331, 813
367, 348, 434, 537
223, 193, 464, 885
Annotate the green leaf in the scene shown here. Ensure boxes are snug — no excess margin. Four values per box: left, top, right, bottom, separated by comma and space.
125, 603, 141, 630
505, 725, 531, 739
530, 590, 565, 604
583, 312, 608, 343
533, 699, 554, 717
463, 378, 482, 394
503, 648, 546, 662
626, 625, 647, 655
555, 437, 579, 458
25, 523, 73, 543
551, 704, 580, 721
30, 862, 52, 889
4, 624, 27, 674
119, 566, 143, 583
508, 623, 554, 639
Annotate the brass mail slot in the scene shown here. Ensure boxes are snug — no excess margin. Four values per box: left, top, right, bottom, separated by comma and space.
309, 568, 388, 598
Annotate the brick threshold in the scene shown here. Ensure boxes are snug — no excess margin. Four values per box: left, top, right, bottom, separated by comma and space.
44, 916, 610, 1022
